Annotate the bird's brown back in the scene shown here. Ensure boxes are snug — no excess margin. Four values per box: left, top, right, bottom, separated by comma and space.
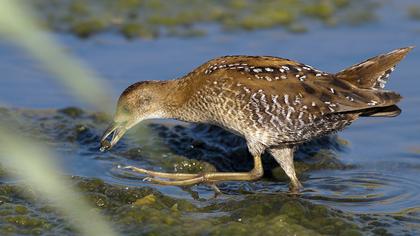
172, 50, 408, 147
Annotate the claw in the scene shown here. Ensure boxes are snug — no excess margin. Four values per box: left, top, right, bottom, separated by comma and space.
142, 177, 152, 182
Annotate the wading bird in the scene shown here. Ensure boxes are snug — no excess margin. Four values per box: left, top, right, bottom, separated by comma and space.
100, 47, 412, 193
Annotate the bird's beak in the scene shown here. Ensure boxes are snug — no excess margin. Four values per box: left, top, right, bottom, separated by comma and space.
99, 121, 127, 152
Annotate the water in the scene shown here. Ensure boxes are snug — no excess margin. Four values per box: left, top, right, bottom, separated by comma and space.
1, 0, 420, 235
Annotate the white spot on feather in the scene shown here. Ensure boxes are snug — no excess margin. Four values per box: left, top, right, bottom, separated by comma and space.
346, 96, 355, 102
284, 94, 289, 105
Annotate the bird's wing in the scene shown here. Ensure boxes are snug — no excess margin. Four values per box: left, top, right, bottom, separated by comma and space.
199, 56, 401, 122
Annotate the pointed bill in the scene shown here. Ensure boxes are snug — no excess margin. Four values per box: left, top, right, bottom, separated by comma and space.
100, 121, 127, 151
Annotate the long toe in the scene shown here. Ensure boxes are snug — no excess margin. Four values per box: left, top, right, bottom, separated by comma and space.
124, 165, 201, 180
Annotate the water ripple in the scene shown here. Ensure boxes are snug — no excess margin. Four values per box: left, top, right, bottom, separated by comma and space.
301, 170, 420, 213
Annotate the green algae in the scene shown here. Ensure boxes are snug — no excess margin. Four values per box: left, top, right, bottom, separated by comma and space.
14, 205, 28, 214
73, 178, 362, 235
58, 106, 84, 118
303, 3, 334, 21
0, 191, 66, 235
31, 0, 381, 39
70, 19, 106, 38
133, 194, 156, 206
203, 194, 361, 236
120, 23, 158, 39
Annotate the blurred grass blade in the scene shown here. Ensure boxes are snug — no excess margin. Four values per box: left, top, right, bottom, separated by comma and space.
0, 126, 118, 236
0, 0, 119, 235
0, 0, 113, 112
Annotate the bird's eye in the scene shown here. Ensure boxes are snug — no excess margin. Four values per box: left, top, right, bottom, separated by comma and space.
122, 105, 130, 113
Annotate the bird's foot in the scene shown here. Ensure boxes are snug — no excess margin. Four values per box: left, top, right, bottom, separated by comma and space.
123, 164, 263, 196
124, 165, 200, 180
124, 165, 223, 195
288, 180, 303, 195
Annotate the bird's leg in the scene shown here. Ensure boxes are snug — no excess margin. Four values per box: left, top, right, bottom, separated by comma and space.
124, 166, 201, 180
129, 155, 263, 186
210, 184, 222, 198
269, 147, 303, 193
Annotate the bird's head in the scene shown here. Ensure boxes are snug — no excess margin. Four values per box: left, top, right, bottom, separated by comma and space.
100, 81, 167, 151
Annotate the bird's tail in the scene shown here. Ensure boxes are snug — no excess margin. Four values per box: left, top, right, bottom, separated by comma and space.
335, 47, 413, 117
359, 105, 401, 117
335, 46, 413, 89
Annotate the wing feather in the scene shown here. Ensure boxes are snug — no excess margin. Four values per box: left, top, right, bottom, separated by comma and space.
200, 55, 401, 122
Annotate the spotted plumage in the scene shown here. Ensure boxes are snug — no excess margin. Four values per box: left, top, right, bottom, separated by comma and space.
101, 47, 413, 193
178, 51, 405, 150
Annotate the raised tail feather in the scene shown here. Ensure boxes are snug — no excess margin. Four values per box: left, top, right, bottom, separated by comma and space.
333, 47, 413, 117
359, 105, 401, 117
335, 46, 413, 89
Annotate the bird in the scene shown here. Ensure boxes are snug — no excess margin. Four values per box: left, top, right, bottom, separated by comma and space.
100, 47, 412, 193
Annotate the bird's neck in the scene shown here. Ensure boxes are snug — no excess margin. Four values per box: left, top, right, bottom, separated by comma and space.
155, 76, 196, 120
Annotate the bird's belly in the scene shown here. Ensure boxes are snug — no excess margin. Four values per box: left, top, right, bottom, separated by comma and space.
236, 113, 358, 146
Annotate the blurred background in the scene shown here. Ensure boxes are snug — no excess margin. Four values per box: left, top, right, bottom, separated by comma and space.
0, 0, 419, 235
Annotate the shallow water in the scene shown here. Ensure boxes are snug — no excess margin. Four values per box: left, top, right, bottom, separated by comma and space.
1, 0, 420, 235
